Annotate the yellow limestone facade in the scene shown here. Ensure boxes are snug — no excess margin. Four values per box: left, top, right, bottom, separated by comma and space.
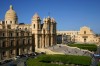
31, 13, 57, 49
0, 5, 56, 61
57, 26, 100, 44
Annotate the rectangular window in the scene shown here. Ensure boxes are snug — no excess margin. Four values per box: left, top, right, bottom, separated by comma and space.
2, 51, 6, 57
28, 33, 30, 36
17, 40, 19, 45
10, 50, 13, 54
23, 39, 25, 45
2, 33, 5, 37
11, 40, 13, 46
10, 33, 13, 37
2, 41, 6, 47
16, 33, 19, 36
28, 39, 30, 44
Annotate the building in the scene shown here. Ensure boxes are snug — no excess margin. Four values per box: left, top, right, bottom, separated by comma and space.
0, 5, 56, 61
57, 31, 79, 44
57, 26, 100, 44
32, 13, 57, 49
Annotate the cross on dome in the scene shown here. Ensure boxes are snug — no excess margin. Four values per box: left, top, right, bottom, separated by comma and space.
10, 5, 13, 10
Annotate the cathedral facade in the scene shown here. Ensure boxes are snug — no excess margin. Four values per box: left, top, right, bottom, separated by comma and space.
0, 5, 56, 61
32, 13, 56, 49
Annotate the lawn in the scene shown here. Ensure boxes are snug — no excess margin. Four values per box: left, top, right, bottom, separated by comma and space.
68, 44, 97, 52
26, 55, 91, 66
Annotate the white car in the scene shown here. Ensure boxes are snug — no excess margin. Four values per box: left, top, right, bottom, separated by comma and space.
13, 56, 20, 60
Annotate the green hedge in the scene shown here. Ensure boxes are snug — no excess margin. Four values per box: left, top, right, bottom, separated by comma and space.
27, 55, 91, 66
98, 62, 100, 66
68, 44, 97, 51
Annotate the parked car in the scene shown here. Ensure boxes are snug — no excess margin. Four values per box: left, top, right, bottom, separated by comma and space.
30, 52, 37, 56
40, 52, 46, 54
0, 62, 2, 65
13, 56, 20, 60
9, 63, 17, 66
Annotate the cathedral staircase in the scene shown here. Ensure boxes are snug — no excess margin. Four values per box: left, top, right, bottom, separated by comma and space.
36, 44, 93, 56
36, 48, 64, 54
48, 44, 93, 56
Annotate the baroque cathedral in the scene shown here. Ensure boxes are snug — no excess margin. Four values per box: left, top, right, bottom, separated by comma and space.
0, 5, 56, 61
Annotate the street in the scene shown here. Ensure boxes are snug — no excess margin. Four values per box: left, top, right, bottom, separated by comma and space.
91, 45, 100, 66
0, 57, 27, 66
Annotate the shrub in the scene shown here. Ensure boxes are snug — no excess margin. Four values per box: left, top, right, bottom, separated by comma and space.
68, 44, 97, 51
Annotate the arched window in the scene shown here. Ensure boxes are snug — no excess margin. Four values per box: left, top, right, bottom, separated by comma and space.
84, 31, 86, 34
33, 24, 35, 28
6, 21, 7, 24
10, 21, 12, 24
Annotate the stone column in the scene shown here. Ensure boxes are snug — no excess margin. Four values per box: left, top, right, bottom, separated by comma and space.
51, 35, 53, 46
45, 35, 47, 47
38, 36, 40, 48
6, 51, 9, 59
35, 34, 38, 49
48, 34, 51, 47
19, 48, 21, 55
54, 36, 56, 45
13, 49, 16, 57
30, 46, 32, 53
42, 34, 45, 48
47, 35, 49, 47
40, 36, 42, 48
24, 48, 27, 54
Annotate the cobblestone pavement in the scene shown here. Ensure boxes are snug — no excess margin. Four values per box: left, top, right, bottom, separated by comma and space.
0, 57, 28, 66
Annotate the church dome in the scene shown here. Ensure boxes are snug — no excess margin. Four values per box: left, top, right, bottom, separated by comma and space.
5, 5, 18, 22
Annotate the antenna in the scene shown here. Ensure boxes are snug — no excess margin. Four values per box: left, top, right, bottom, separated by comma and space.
48, 12, 50, 17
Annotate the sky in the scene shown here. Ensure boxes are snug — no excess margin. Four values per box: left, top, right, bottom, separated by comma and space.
0, 0, 100, 33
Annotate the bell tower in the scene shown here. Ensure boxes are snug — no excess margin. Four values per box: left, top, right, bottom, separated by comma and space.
31, 13, 41, 49
31, 13, 41, 33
